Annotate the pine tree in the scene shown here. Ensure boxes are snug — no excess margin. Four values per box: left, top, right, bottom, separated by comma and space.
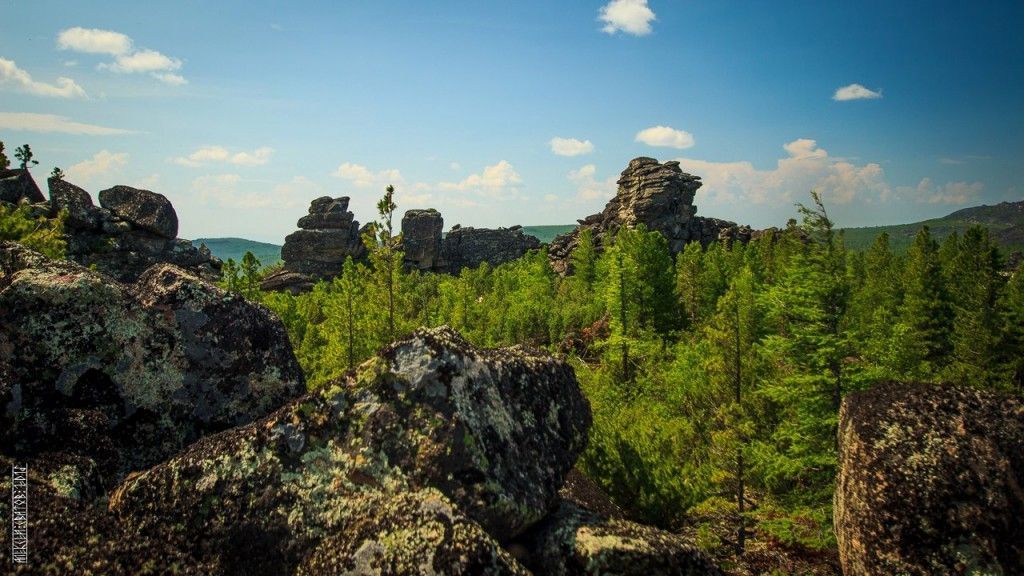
676, 241, 704, 328
571, 227, 597, 289
704, 266, 761, 554
367, 185, 400, 342
897, 226, 953, 377
240, 251, 262, 300
998, 268, 1024, 392
14, 144, 38, 170
946, 226, 1004, 387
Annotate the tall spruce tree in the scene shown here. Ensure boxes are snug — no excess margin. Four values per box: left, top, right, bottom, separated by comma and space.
897, 226, 953, 377
946, 226, 1004, 387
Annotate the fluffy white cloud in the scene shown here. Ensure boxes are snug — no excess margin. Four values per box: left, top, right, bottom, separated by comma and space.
902, 178, 983, 205
599, 0, 656, 36
175, 146, 273, 167
66, 150, 128, 185
833, 83, 882, 101
550, 137, 594, 157
58, 27, 133, 55
0, 58, 87, 98
0, 112, 130, 135
677, 138, 889, 206
333, 162, 405, 188
437, 160, 522, 198
635, 125, 695, 149
58, 27, 186, 85
568, 164, 617, 201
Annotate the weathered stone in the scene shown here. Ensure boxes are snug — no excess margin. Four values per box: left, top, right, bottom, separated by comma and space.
515, 500, 723, 576
401, 208, 444, 271
109, 326, 590, 572
835, 383, 1024, 576
0, 168, 45, 204
262, 196, 366, 293
442, 226, 541, 274
0, 454, 207, 574
549, 157, 749, 274
98, 185, 179, 239
48, 177, 98, 230
0, 244, 305, 482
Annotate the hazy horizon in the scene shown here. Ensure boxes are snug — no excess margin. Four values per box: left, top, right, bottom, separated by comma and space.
2, 1, 1021, 244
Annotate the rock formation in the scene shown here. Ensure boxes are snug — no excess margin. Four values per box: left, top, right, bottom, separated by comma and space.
260, 196, 367, 293
548, 157, 752, 274
835, 382, 1024, 576
401, 208, 444, 271
0, 168, 46, 204
442, 225, 542, 274
29, 177, 223, 283
0, 242, 305, 481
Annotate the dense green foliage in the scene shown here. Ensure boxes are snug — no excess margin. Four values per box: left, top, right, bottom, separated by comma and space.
0, 202, 66, 258
241, 193, 1022, 556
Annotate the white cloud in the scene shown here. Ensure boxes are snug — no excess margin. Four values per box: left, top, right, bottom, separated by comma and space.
902, 178, 983, 205
599, 0, 656, 36
58, 27, 133, 55
0, 112, 130, 135
59, 27, 187, 85
153, 72, 187, 86
333, 162, 405, 188
568, 164, 617, 201
437, 160, 522, 198
635, 125, 695, 149
833, 83, 882, 101
65, 150, 128, 185
193, 174, 324, 210
449, 161, 462, 172
550, 137, 594, 157
175, 146, 273, 167
544, 194, 559, 202
0, 58, 87, 98
677, 138, 890, 206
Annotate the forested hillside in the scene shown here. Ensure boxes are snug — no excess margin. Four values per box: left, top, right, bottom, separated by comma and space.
841, 200, 1024, 253
221, 191, 1024, 570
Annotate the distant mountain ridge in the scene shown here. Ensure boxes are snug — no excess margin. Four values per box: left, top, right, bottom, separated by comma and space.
192, 237, 282, 266
840, 200, 1024, 254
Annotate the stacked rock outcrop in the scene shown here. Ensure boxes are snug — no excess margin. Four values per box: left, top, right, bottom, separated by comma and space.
401, 208, 444, 271
835, 383, 1024, 575
548, 157, 752, 274
23, 176, 224, 282
260, 196, 367, 293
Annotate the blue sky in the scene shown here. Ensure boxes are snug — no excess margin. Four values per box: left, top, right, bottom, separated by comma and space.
1, 1, 1021, 243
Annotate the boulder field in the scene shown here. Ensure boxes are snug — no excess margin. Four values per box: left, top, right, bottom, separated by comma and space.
0, 243, 721, 575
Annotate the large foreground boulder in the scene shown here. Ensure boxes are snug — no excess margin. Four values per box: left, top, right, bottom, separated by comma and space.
835, 383, 1024, 576
110, 326, 590, 572
0, 242, 305, 482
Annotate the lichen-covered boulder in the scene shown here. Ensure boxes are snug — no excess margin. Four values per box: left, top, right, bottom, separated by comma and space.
515, 500, 723, 576
835, 383, 1024, 576
297, 489, 529, 575
0, 243, 304, 481
98, 185, 178, 239
0, 454, 208, 574
109, 326, 589, 571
